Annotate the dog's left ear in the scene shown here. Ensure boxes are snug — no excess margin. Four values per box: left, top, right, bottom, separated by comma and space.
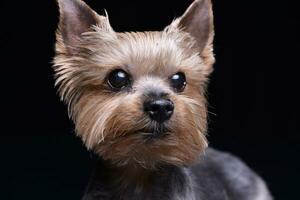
170, 0, 214, 56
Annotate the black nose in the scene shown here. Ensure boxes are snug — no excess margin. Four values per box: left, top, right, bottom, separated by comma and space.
144, 99, 174, 123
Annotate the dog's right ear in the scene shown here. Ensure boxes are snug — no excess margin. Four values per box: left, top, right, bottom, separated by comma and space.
56, 0, 113, 54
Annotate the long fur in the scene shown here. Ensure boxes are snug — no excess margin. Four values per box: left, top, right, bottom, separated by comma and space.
53, 1, 214, 169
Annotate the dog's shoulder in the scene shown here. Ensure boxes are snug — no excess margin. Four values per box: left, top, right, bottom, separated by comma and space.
189, 148, 273, 200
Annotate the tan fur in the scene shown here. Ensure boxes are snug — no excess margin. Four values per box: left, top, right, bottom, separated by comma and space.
53, 0, 215, 169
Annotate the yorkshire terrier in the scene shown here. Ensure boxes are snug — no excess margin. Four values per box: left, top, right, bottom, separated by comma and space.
53, 0, 273, 199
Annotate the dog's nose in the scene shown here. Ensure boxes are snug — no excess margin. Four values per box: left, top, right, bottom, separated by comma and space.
144, 99, 174, 123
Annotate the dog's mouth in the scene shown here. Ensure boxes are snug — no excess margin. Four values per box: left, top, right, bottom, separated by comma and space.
139, 125, 170, 141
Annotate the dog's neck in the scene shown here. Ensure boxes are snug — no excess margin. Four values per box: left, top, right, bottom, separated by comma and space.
85, 158, 194, 199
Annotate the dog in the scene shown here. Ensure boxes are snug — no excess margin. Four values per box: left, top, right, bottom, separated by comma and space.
53, 0, 273, 199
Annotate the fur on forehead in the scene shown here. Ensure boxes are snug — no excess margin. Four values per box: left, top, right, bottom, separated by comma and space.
74, 27, 206, 74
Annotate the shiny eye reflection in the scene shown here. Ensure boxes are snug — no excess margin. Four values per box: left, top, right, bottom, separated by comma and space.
107, 69, 131, 90
170, 72, 186, 92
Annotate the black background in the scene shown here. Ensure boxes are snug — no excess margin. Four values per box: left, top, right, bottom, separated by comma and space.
1, 0, 300, 199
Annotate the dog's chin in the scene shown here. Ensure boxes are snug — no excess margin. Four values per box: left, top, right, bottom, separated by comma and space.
139, 125, 171, 141
92, 119, 207, 169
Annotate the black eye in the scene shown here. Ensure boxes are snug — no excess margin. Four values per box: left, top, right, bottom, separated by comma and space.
170, 72, 186, 92
107, 69, 131, 90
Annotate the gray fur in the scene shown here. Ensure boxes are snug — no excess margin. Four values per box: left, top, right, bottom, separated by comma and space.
82, 148, 273, 200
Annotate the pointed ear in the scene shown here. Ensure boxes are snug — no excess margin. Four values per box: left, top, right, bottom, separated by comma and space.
171, 0, 214, 54
56, 0, 112, 54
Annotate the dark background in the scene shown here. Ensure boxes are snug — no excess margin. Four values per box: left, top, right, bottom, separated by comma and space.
1, 0, 299, 199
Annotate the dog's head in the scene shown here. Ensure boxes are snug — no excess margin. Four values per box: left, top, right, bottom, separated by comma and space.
54, 0, 214, 169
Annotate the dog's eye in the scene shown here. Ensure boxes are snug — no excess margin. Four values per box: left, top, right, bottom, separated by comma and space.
170, 72, 186, 92
107, 69, 131, 90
